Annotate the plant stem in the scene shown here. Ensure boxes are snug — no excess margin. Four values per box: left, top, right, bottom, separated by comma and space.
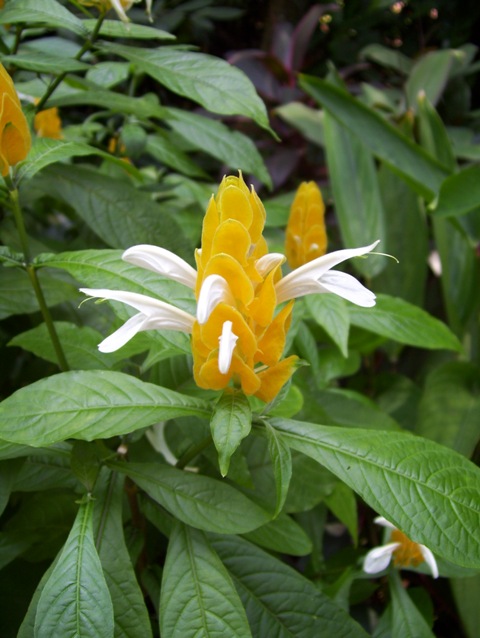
35, 12, 106, 112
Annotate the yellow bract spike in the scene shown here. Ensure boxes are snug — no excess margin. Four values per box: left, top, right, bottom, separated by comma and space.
0, 67, 31, 176
285, 181, 327, 269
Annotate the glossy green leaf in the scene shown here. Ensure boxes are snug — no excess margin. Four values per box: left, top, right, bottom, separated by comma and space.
264, 422, 292, 517
146, 133, 209, 178
0, 0, 86, 36
84, 19, 174, 40
360, 43, 412, 74
389, 571, 435, 638
109, 461, 270, 534
9, 322, 122, 370
416, 92, 456, 171
0, 440, 35, 461
432, 164, 480, 218
93, 470, 153, 638
0, 370, 211, 446
160, 522, 251, 638
349, 294, 461, 351
211, 535, 369, 638
2, 51, 89, 74
305, 294, 350, 357
242, 512, 312, 556
0, 267, 78, 320
270, 417, 480, 568
211, 390, 252, 477
405, 49, 462, 110
416, 362, 480, 457
36, 165, 192, 257
275, 102, 324, 146
300, 75, 448, 199
102, 43, 270, 131
34, 497, 114, 638
49, 89, 168, 120
165, 108, 272, 187
323, 110, 386, 277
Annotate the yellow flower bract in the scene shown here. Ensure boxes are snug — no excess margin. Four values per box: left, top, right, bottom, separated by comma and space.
0, 63, 31, 176
391, 528, 425, 569
285, 181, 327, 269
34, 107, 63, 140
193, 175, 298, 402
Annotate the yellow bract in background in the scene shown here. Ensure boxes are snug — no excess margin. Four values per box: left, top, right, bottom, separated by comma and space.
285, 181, 327, 269
0, 63, 31, 177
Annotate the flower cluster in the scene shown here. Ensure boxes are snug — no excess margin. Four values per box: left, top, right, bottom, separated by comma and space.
363, 517, 439, 578
82, 175, 379, 402
0, 63, 31, 177
285, 181, 327, 269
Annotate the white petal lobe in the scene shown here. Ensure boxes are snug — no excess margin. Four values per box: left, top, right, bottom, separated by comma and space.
218, 321, 238, 374
122, 244, 197, 289
197, 275, 234, 324
419, 544, 439, 579
363, 543, 400, 574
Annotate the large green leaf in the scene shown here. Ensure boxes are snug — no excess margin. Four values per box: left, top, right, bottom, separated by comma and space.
101, 43, 270, 131
1, 51, 89, 74
160, 523, 252, 638
93, 470, 152, 638
109, 461, 270, 534
264, 422, 292, 517
49, 89, 168, 120
405, 49, 462, 110
300, 75, 448, 200
416, 92, 456, 172
35, 165, 192, 258
242, 512, 312, 556
275, 102, 324, 146
389, 571, 435, 638
323, 111, 386, 277
0, 0, 86, 36
0, 370, 210, 446
211, 535, 369, 638
432, 165, 480, 218
305, 294, 350, 357
34, 497, 114, 638
270, 418, 480, 568
211, 390, 252, 477
348, 294, 461, 351
416, 362, 480, 457
145, 133, 209, 178
164, 108, 272, 187
84, 19, 174, 40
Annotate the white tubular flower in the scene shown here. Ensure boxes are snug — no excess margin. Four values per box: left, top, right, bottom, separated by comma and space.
218, 321, 238, 374
275, 240, 380, 307
363, 516, 439, 579
80, 288, 195, 353
123, 244, 197, 289
197, 274, 234, 324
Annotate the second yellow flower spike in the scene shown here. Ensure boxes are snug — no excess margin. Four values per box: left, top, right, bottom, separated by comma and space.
285, 181, 327, 269
0, 63, 31, 177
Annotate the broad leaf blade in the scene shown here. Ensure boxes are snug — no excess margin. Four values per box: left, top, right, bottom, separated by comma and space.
211, 390, 252, 477
264, 422, 292, 517
34, 497, 114, 638
0, 0, 86, 36
160, 522, 252, 638
390, 571, 435, 638
432, 164, 480, 218
270, 418, 480, 568
305, 294, 350, 357
0, 370, 211, 446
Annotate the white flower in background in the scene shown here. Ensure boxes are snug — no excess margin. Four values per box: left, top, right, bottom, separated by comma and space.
363, 516, 439, 579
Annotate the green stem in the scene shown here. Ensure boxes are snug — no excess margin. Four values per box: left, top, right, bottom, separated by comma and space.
175, 437, 212, 470
7, 184, 69, 372
35, 12, 106, 112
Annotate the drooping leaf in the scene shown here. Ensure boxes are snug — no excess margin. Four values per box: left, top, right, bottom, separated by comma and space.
270, 418, 480, 568
305, 294, 350, 357
34, 497, 114, 638
160, 522, 252, 638
264, 421, 292, 517
109, 461, 270, 534
211, 534, 369, 638
0, 370, 211, 446
210, 390, 252, 477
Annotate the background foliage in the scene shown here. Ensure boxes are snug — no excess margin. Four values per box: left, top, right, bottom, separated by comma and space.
0, 0, 479, 636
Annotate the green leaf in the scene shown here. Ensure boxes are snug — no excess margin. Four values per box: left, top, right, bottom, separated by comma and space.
242, 512, 312, 556
324, 482, 358, 545
17, 555, 59, 638
9, 322, 123, 370
389, 571, 435, 638
270, 418, 480, 568
34, 497, 114, 638
451, 574, 480, 638
323, 110, 386, 277
360, 43, 413, 74
160, 522, 252, 638
93, 469, 153, 638
36, 164, 192, 257
145, 133, 209, 178
102, 42, 270, 131
0, 370, 211, 447
305, 294, 350, 357
84, 19, 174, 40
300, 75, 448, 200
0, 267, 78, 320
405, 49, 462, 110
432, 164, 480, 218
165, 108, 272, 187
0, 0, 86, 36
416, 92, 456, 171
416, 362, 480, 457
1, 50, 89, 74
0, 440, 35, 460
211, 390, 252, 477
348, 294, 462, 351
275, 102, 324, 146
109, 461, 270, 534
0, 459, 24, 516
264, 422, 292, 517
211, 535, 370, 638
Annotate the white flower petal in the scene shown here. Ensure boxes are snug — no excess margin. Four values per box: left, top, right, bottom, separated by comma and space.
98, 313, 148, 352
276, 240, 379, 304
320, 271, 377, 307
110, 0, 130, 22
122, 244, 197, 289
419, 544, 439, 579
374, 516, 397, 530
80, 288, 195, 332
363, 542, 400, 575
255, 253, 286, 278
218, 320, 238, 374
197, 274, 234, 324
